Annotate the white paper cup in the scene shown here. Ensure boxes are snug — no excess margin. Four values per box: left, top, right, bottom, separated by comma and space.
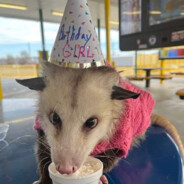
48, 156, 103, 184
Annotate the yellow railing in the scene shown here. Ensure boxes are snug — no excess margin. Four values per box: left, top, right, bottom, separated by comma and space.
137, 54, 184, 75
117, 53, 184, 76
0, 55, 183, 79
0, 64, 39, 78
0, 79, 3, 99
0, 54, 183, 79
116, 66, 135, 76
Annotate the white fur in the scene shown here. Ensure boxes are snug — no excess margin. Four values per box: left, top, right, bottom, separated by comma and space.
37, 63, 124, 170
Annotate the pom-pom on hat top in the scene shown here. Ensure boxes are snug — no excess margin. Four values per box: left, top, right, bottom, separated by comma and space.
50, 0, 105, 68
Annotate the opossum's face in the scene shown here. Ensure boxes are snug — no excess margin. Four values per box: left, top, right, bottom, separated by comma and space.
38, 63, 124, 174
16, 62, 139, 174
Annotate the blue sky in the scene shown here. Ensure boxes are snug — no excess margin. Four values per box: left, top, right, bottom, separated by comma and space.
0, 17, 123, 58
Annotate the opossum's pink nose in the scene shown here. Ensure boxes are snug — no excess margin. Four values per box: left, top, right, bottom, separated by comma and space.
56, 164, 78, 175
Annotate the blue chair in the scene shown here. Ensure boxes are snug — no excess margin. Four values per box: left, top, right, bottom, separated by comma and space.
105, 125, 183, 184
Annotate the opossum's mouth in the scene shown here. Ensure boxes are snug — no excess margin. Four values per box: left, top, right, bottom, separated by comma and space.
50, 156, 102, 177
51, 152, 88, 175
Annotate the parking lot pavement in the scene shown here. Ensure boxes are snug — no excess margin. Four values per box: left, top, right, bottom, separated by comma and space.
1, 78, 37, 99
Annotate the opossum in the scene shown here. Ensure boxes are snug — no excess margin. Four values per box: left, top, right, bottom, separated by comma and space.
16, 62, 184, 184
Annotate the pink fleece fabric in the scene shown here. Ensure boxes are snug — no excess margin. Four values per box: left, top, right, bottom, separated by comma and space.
34, 62, 155, 158
34, 115, 42, 130
91, 78, 155, 157
90, 62, 155, 157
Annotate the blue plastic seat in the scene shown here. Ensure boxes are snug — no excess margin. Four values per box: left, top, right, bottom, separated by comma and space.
105, 125, 183, 184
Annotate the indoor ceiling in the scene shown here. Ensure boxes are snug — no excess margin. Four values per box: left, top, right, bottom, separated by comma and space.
0, 0, 119, 29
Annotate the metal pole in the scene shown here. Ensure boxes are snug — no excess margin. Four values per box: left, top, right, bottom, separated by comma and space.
97, 19, 101, 42
0, 78, 3, 100
39, 9, 47, 60
104, 0, 111, 63
160, 60, 165, 84
135, 50, 138, 75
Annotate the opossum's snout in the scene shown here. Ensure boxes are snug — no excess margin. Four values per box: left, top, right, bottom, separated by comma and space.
51, 137, 89, 175
52, 147, 86, 174
54, 154, 79, 174
56, 164, 77, 175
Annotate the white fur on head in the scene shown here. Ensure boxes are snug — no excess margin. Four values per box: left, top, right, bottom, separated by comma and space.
38, 62, 123, 171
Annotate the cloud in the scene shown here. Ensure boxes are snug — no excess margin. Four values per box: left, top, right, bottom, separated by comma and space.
0, 17, 59, 44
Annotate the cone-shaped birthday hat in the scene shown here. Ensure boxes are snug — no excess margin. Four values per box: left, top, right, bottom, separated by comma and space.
50, 0, 105, 68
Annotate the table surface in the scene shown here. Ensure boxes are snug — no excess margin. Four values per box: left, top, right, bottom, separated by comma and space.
135, 68, 163, 71
159, 57, 184, 60
0, 121, 183, 184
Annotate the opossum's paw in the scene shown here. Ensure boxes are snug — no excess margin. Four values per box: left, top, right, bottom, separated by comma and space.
32, 181, 46, 184
32, 181, 40, 184
99, 175, 108, 184
32, 180, 52, 184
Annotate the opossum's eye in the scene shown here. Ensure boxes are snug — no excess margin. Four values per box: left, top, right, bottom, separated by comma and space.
83, 118, 98, 130
49, 112, 62, 126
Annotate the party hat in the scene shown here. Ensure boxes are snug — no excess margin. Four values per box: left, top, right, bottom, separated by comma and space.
50, 0, 105, 68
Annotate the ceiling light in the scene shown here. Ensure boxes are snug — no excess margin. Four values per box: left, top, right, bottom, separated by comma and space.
110, 21, 119, 25
0, 3, 27, 10
150, 11, 161, 15
52, 11, 63, 17
122, 11, 140, 15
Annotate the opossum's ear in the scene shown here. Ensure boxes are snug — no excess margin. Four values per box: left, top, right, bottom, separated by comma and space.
16, 77, 46, 91
43, 61, 59, 76
111, 86, 140, 100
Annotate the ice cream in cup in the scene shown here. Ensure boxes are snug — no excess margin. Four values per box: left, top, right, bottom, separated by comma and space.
48, 156, 103, 184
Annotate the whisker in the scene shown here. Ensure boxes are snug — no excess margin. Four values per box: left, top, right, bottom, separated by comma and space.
37, 140, 50, 150
36, 149, 50, 156
38, 156, 50, 166
42, 160, 52, 174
